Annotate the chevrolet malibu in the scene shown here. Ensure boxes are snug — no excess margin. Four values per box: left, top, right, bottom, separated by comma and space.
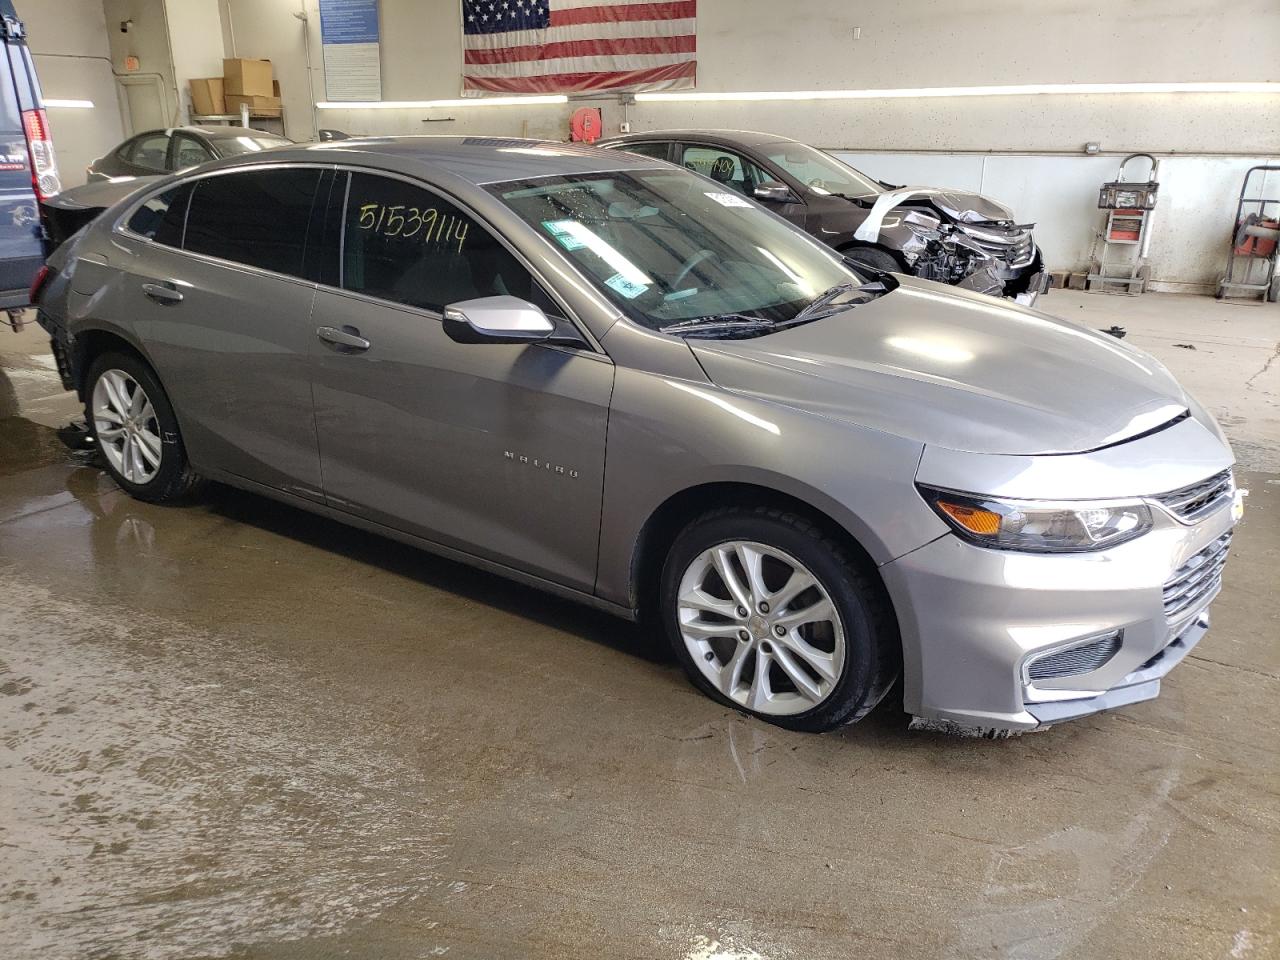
34, 138, 1240, 735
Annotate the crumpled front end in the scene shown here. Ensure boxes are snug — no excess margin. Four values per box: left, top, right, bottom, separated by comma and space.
898, 212, 1048, 305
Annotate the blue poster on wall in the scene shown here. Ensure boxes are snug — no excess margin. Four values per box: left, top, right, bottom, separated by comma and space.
318, 0, 382, 101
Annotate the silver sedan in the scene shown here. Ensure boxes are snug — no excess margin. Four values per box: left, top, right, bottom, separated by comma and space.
33, 137, 1240, 735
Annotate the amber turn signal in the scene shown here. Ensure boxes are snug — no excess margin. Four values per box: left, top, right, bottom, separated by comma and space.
936, 500, 1002, 536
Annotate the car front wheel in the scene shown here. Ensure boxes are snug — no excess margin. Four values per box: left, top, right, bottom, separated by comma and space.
660, 506, 898, 732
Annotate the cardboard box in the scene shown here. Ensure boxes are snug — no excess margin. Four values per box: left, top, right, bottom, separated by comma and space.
189, 77, 225, 116
223, 58, 273, 97
226, 93, 282, 117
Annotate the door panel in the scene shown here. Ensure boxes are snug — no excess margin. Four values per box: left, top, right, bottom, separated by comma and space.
125, 245, 322, 497
308, 171, 612, 591
112, 170, 327, 498
311, 291, 613, 590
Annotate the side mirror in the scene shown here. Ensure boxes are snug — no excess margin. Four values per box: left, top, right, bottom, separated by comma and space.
443, 295, 566, 345
753, 181, 794, 203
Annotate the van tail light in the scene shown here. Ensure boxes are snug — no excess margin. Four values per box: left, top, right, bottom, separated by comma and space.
29, 264, 50, 304
22, 108, 60, 200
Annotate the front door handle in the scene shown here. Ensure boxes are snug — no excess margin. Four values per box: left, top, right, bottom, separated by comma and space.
141, 282, 183, 305
317, 325, 370, 351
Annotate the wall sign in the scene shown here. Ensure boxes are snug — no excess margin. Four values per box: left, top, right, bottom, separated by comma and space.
318, 0, 382, 101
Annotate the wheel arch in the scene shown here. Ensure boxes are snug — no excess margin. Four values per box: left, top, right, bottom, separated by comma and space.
628, 480, 903, 644
71, 324, 156, 400
835, 240, 908, 271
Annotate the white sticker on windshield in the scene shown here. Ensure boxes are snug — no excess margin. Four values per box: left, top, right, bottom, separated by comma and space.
704, 191, 753, 208
542, 219, 586, 250
604, 272, 649, 299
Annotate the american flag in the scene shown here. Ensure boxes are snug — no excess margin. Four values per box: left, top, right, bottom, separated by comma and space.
462, 0, 696, 94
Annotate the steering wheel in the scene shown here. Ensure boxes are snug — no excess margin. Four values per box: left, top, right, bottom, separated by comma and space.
673, 248, 717, 289
808, 177, 829, 191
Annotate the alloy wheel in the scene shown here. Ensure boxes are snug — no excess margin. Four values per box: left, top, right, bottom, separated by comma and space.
92, 368, 163, 485
676, 540, 846, 716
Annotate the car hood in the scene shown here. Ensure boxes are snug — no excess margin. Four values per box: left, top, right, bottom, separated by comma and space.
922, 189, 1014, 224
42, 175, 163, 212
687, 277, 1190, 456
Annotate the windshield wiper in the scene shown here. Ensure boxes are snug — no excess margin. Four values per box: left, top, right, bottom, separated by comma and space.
659, 314, 776, 338
787, 278, 895, 327
790, 281, 862, 324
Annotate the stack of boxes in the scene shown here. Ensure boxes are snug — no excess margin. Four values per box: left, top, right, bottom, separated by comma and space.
189, 59, 282, 118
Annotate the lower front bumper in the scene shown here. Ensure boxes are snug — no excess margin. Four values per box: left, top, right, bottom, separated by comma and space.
1024, 611, 1208, 726
881, 502, 1235, 735
1011, 267, 1051, 307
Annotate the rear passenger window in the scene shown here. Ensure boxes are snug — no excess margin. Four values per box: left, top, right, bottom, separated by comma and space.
617, 142, 669, 161
183, 168, 321, 277
126, 182, 192, 246
341, 172, 538, 312
125, 133, 171, 171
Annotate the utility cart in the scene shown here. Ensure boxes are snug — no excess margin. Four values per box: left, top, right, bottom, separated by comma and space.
1088, 153, 1160, 295
1216, 165, 1280, 303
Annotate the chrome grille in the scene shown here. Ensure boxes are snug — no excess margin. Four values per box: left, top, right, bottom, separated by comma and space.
1154, 469, 1233, 522
1027, 631, 1123, 681
956, 223, 1036, 268
1163, 533, 1231, 623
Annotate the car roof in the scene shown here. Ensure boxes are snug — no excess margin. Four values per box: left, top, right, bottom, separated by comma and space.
202, 136, 670, 186
193, 126, 291, 141
601, 130, 799, 149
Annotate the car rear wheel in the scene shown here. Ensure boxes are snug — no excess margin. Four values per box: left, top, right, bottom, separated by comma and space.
86, 351, 202, 503
660, 506, 898, 732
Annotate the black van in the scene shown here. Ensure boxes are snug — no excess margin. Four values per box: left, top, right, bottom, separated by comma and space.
0, 0, 58, 323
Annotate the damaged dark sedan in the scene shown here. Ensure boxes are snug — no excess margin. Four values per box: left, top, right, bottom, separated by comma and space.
599, 130, 1050, 305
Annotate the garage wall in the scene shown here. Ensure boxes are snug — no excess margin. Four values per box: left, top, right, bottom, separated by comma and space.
17, 0, 125, 187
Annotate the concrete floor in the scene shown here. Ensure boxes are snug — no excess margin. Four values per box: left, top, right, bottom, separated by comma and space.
1, 293, 1277, 960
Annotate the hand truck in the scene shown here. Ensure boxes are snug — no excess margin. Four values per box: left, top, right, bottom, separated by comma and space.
1087, 153, 1159, 295
1216, 165, 1280, 303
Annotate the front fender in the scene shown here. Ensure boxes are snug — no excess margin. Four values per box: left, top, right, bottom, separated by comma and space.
594, 364, 946, 607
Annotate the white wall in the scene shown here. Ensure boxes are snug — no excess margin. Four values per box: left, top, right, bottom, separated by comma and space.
18, 0, 125, 186
164, 0, 224, 123
103, 0, 182, 128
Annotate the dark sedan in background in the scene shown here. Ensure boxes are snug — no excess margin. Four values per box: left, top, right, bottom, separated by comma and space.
86, 126, 290, 182
600, 130, 1048, 304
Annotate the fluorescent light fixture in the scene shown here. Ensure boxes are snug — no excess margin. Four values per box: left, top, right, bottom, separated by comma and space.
316, 95, 568, 110
43, 99, 94, 109
636, 82, 1280, 103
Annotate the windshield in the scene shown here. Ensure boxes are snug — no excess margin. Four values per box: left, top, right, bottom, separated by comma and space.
491, 168, 867, 331
762, 143, 883, 200
216, 135, 292, 156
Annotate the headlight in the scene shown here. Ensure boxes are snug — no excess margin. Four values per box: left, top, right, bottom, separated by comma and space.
903, 211, 942, 237
918, 486, 1153, 553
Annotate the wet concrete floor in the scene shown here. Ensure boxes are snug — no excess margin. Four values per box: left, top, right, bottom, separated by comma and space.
1, 296, 1278, 960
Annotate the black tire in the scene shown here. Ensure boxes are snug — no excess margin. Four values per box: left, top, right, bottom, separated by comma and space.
85, 350, 203, 504
841, 246, 902, 276
660, 506, 899, 732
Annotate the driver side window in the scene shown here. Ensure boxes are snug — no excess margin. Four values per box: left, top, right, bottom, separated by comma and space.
679, 145, 770, 198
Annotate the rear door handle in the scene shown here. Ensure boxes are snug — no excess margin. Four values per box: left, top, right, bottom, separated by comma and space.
317, 325, 371, 351
141, 282, 183, 305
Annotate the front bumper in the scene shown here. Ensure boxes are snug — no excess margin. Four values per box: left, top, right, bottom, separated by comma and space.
881, 494, 1236, 734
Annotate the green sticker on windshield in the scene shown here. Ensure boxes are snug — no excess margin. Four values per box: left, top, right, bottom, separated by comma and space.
604, 272, 649, 299
542, 219, 586, 251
